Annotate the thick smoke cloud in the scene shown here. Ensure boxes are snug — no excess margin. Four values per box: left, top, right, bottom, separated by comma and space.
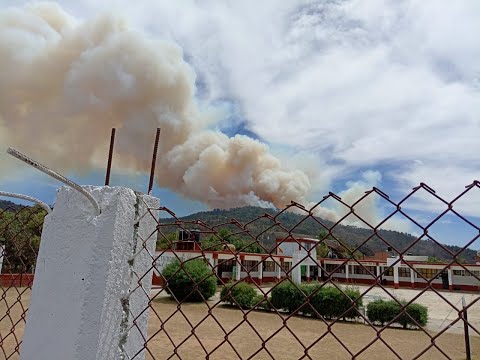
0, 3, 409, 232
0, 3, 311, 209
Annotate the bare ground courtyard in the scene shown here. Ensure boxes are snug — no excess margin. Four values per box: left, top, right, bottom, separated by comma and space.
1, 287, 479, 360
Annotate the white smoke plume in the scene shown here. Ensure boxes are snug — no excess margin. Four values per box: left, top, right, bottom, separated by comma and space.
0, 3, 409, 232
0, 2, 311, 209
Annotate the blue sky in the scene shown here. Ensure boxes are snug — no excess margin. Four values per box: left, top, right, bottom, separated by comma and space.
0, 1, 479, 249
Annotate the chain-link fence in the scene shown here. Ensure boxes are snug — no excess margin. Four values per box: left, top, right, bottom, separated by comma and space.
0, 205, 46, 359
1, 181, 479, 359
128, 181, 479, 360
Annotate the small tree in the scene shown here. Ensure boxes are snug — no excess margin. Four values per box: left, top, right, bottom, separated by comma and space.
156, 232, 177, 250
0, 206, 46, 272
162, 259, 217, 302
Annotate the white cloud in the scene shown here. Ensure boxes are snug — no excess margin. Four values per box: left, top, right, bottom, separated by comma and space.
4, 0, 479, 219
103, 0, 479, 190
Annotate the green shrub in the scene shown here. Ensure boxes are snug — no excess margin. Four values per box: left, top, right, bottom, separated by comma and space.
310, 286, 362, 320
271, 282, 362, 319
271, 281, 311, 314
367, 300, 428, 329
398, 303, 428, 328
270, 281, 295, 311
253, 294, 272, 311
366, 300, 400, 325
220, 282, 257, 309
295, 284, 319, 316
343, 287, 363, 319
162, 259, 217, 302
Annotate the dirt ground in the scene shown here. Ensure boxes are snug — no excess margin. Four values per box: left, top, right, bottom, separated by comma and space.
1, 288, 479, 360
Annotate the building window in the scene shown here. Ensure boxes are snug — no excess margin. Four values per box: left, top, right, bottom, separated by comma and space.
325, 263, 345, 274
282, 261, 291, 272
303, 243, 312, 251
353, 265, 376, 276
263, 261, 276, 272
455, 269, 480, 277
385, 267, 394, 277
218, 259, 235, 273
416, 268, 440, 279
242, 260, 259, 272
398, 267, 411, 278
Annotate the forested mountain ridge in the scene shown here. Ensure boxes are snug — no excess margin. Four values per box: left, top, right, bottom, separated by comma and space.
0, 200, 25, 212
165, 206, 478, 263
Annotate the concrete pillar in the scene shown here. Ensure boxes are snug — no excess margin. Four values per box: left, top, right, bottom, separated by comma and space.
345, 263, 349, 283
306, 265, 310, 282
317, 265, 322, 281
0, 245, 4, 273
410, 267, 415, 288
234, 256, 241, 281
448, 269, 453, 291
276, 261, 282, 280
257, 260, 263, 285
393, 265, 399, 289
21, 186, 159, 360
291, 254, 301, 284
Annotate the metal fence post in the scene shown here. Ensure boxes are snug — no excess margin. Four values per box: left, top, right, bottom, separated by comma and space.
20, 186, 159, 360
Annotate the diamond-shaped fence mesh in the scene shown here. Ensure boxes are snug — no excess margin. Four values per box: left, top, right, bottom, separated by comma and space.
1, 181, 479, 359
0, 205, 46, 359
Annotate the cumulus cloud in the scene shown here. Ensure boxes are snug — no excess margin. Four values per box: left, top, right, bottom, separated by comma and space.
2, 0, 478, 230
112, 0, 478, 218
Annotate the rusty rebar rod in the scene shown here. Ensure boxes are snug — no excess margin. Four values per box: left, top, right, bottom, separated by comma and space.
148, 128, 161, 195
105, 128, 116, 186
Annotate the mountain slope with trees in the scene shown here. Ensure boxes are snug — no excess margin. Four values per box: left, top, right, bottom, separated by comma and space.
0, 200, 24, 212
164, 206, 477, 263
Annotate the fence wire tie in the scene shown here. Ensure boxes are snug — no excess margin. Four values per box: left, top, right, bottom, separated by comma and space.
7, 147, 101, 216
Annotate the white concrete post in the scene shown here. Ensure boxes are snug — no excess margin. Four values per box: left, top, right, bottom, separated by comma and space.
447, 269, 453, 290
305, 265, 310, 281
0, 245, 4, 273
291, 253, 301, 284
376, 265, 380, 277
345, 263, 349, 283
317, 265, 322, 281
258, 260, 263, 283
276, 261, 282, 280
235, 256, 241, 281
21, 186, 159, 360
393, 265, 399, 289
410, 266, 415, 288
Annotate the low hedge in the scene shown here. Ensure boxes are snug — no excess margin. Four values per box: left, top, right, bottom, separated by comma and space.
162, 259, 217, 302
220, 282, 257, 309
270, 281, 362, 320
253, 294, 272, 311
367, 300, 428, 328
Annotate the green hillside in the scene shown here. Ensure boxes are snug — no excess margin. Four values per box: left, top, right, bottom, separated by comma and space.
162, 206, 477, 263
0, 199, 24, 212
